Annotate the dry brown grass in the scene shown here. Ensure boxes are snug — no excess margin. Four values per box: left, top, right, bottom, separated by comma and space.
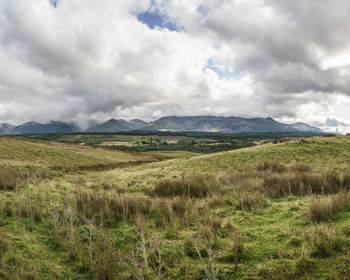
261, 171, 348, 198
257, 161, 286, 173
0, 231, 9, 265
153, 175, 219, 198
0, 167, 22, 191
237, 192, 266, 211
308, 192, 350, 222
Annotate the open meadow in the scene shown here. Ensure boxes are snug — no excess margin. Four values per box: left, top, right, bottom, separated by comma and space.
1, 135, 350, 279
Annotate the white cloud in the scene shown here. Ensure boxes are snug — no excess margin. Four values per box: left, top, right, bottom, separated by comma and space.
0, 0, 350, 131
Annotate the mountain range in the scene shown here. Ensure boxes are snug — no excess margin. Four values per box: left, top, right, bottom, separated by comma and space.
0, 116, 324, 134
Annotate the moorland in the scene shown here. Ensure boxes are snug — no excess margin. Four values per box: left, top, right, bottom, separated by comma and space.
0, 134, 350, 279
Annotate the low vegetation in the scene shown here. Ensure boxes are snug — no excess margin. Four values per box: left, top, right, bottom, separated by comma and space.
0, 135, 350, 279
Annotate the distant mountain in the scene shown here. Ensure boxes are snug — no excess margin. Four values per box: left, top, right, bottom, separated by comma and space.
143, 116, 323, 133
0, 123, 15, 134
287, 122, 322, 132
130, 119, 147, 128
1, 121, 79, 134
0, 116, 323, 134
87, 119, 146, 132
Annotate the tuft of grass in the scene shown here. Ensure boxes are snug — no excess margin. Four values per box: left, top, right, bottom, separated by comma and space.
0, 231, 9, 265
308, 192, 350, 222
292, 163, 312, 173
0, 167, 21, 191
257, 161, 286, 173
153, 175, 218, 198
237, 192, 266, 211
309, 225, 346, 258
262, 172, 350, 198
308, 197, 332, 222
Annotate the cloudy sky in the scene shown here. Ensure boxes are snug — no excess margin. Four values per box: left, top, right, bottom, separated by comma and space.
1, 0, 350, 132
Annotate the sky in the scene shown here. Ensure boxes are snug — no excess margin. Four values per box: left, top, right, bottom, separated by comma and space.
1, 0, 350, 132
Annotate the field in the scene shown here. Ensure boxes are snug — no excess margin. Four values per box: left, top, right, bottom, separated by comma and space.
1, 135, 350, 279
14, 131, 322, 154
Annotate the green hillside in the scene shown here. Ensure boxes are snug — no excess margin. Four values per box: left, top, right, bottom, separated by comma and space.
0, 136, 350, 279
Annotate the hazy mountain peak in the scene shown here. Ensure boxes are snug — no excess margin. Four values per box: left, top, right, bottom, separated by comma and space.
0, 116, 324, 134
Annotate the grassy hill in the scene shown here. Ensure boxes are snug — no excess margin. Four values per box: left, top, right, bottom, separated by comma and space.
0, 136, 350, 279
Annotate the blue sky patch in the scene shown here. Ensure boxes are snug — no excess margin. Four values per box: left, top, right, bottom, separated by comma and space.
137, 10, 179, 31
197, 4, 210, 17
205, 59, 244, 80
49, 0, 58, 8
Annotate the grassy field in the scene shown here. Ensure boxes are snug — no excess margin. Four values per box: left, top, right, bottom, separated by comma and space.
14, 131, 321, 154
0, 135, 350, 279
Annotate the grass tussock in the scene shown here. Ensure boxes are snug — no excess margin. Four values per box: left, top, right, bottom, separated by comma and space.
153, 175, 218, 198
291, 163, 312, 173
308, 192, 350, 222
257, 161, 286, 173
76, 190, 152, 221
0, 166, 51, 192
308, 225, 346, 258
0, 167, 22, 191
0, 231, 9, 265
75, 189, 196, 229
262, 171, 349, 198
237, 192, 266, 211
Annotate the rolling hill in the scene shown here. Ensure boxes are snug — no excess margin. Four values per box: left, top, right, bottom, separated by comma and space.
0, 135, 350, 279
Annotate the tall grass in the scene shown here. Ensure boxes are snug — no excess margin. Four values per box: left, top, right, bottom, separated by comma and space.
262, 172, 349, 198
308, 192, 350, 222
308, 225, 345, 258
0, 167, 21, 191
257, 161, 286, 173
75, 189, 196, 229
0, 231, 9, 265
153, 175, 218, 198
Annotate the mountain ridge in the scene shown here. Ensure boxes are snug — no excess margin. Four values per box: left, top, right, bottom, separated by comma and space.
0, 116, 323, 134
143, 116, 323, 133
